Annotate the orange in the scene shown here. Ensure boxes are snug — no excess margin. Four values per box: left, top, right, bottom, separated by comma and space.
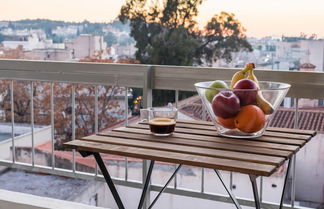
217, 117, 236, 129
234, 105, 265, 133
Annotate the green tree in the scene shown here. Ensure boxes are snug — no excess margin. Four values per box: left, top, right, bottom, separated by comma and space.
119, 0, 252, 66
105, 32, 118, 46
120, 0, 252, 106
118, 33, 134, 46
0, 34, 5, 43
81, 21, 103, 35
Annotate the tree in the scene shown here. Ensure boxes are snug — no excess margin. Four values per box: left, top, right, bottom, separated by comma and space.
0, 81, 126, 150
0, 34, 5, 43
200, 12, 253, 63
118, 33, 134, 46
105, 32, 118, 47
119, 0, 252, 66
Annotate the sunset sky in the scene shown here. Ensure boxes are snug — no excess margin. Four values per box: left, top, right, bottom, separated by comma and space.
2, 0, 324, 38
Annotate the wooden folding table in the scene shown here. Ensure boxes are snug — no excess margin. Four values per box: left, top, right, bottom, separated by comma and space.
64, 120, 317, 209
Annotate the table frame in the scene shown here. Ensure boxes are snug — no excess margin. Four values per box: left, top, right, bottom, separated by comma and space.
79, 150, 292, 209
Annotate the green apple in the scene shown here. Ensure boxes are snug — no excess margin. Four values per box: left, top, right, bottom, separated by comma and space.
205, 80, 229, 102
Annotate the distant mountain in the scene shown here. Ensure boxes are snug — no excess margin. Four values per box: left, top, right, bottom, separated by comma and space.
1, 19, 130, 33
0, 19, 132, 45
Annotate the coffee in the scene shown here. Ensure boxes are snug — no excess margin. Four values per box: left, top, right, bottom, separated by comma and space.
148, 118, 176, 136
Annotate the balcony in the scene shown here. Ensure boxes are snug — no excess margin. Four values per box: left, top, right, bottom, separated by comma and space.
0, 59, 323, 209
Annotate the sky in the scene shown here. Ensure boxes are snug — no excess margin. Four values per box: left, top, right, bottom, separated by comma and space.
2, 0, 324, 38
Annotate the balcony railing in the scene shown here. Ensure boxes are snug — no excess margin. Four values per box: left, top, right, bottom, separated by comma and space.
0, 59, 323, 209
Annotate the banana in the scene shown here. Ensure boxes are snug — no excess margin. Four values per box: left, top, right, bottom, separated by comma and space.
256, 93, 274, 115
247, 66, 259, 83
230, 63, 255, 89
247, 67, 274, 115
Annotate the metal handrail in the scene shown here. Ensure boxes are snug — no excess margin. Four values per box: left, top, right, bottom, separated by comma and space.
0, 59, 323, 99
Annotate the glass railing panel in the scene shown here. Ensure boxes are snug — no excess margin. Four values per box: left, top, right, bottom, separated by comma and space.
293, 98, 323, 208
0, 80, 17, 163
52, 82, 73, 170
12, 80, 33, 165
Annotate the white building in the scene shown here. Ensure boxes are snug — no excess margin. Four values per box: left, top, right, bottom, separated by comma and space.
111, 43, 136, 58
300, 40, 324, 72
52, 25, 79, 37
65, 34, 107, 59
25, 48, 73, 61
275, 39, 324, 72
0, 21, 9, 28
0, 28, 46, 39
2, 33, 64, 51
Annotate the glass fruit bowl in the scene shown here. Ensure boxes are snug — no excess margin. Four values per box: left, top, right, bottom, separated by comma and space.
195, 80, 291, 138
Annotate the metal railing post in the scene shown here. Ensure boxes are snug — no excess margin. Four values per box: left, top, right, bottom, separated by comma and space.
95, 85, 99, 176
201, 168, 205, 193
142, 66, 153, 109
175, 90, 179, 108
230, 172, 233, 191
30, 82, 35, 166
10, 81, 15, 163
141, 66, 154, 209
174, 90, 179, 189
50, 82, 55, 169
125, 87, 129, 127
95, 85, 99, 134
124, 86, 129, 181
291, 98, 299, 207
72, 84, 76, 173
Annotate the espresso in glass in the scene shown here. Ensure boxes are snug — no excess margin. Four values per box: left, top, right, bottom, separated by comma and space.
148, 118, 176, 136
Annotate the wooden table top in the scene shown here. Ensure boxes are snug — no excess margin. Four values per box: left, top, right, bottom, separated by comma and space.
64, 119, 317, 177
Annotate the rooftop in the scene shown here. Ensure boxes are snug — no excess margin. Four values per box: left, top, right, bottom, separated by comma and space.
300, 62, 316, 69
0, 169, 93, 200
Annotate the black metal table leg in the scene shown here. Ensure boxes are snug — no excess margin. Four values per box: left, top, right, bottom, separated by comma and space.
93, 152, 125, 209
248, 158, 292, 209
279, 158, 292, 209
148, 164, 182, 209
214, 170, 242, 209
138, 160, 155, 209
249, 175, 261, 209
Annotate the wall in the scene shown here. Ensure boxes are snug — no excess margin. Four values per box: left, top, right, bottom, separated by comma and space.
66, 34, 106, 59
0, 189, 107, 209
26, 49, 72, 61
296, 133, 324, 204
0, 125, 51, 160
70, 181, 110, 207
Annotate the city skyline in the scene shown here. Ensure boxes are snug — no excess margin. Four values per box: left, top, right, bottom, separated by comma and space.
2, 0, 324, 38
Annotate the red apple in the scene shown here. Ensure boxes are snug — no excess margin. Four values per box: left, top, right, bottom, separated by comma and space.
233, 79, 258, 106
212, 91, 240, 119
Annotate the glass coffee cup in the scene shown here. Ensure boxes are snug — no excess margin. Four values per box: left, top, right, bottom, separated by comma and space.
149, 108, 177, 136
146, 107, 177, 136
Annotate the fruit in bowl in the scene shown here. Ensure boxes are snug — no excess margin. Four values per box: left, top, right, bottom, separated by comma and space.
234, 105, 265, 133
233, 79, 258, 106
212, 91, 240, 119
195, 63, 291, 138
205, 80, 228, 102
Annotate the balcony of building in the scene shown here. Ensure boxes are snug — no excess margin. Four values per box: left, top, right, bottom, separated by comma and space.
0, 59, 323, 209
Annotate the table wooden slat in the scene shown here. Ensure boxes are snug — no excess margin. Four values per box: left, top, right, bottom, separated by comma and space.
128, 124, 308, 146
82, 135, 285, 165
113, 127, 300, 152
172, 122, 312, 139
98, 130, 292, 158
266, 127, 316, 136
64, 140, 277, 176
175, 119, 317, 136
